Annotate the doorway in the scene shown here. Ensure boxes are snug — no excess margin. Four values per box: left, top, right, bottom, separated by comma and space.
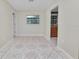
50, 6, 58, 46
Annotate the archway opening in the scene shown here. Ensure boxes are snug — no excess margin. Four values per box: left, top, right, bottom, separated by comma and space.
50, 6, 58, 46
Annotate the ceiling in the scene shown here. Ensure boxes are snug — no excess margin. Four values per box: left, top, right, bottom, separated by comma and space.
6, 0, 57, 11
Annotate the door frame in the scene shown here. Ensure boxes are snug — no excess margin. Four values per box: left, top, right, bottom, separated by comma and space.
46, 3, 58, 41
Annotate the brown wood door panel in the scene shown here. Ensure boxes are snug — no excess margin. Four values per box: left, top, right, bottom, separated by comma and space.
51, 25, 57, 37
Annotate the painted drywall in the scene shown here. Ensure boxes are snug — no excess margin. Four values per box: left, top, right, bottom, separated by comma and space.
58, 0, 79, 59
6, 0, 57, 11
0, 0, 15, 48
15, 11, 46, 37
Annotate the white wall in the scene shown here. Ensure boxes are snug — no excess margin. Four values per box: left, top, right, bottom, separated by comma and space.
0, 0, 15, 48
58, 0, 79, 59
15, 11, 46, 37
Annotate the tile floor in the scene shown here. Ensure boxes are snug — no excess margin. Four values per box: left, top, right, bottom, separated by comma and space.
0, 36, 72, 59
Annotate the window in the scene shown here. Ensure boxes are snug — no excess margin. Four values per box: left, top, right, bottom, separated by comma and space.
27, 15, 40, 24
51, 15, 57, 25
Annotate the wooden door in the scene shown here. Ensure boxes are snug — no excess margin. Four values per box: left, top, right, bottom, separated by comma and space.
51, 25, 57, 37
